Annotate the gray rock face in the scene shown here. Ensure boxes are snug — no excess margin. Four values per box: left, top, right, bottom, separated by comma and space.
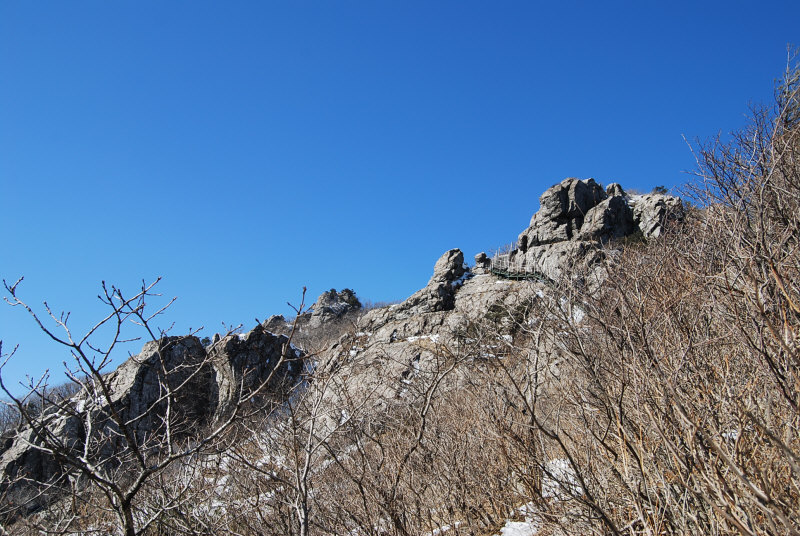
297, 288, 362, 330
605, 182, 626, 197
520, 178, 607, 247
209, 325, 302, 422
262, 314, 290, 334
578, 195, 635, 242
508, 179, 684, 282
311, 289, 360, 320
631, 193, 684, 238
393, 249, 470, 315
106, 337, 214, 440
313, 268, 546, 437
0, 336, 212, 515
474, 252, 490, 273
0, 329, 304, 516
523, 240, 605, 281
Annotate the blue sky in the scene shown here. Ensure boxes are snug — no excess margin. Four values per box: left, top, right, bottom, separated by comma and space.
1, 1, 798, 393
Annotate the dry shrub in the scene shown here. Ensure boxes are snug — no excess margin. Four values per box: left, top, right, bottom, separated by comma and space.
523, 52, 800, 535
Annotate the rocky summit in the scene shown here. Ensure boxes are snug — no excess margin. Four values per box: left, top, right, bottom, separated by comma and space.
497, 177, 684, 281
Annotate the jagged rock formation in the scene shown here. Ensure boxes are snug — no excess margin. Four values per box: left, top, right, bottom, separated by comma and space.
0, 328, 302, 515
388, 248, 469, 316
519, 178, 608, 246
310, 178, 685, 432
209, 325, 304, 422
0, 176, 684, 523
303, 288, 361, 329
262, 314, 292, 334
506, 178, 684, 281
631, 192, 684, 238
311, 248, 543, 434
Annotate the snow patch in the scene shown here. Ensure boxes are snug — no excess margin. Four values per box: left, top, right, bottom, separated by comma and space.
450, 270, 473, 289
722, 429, 739, 441
425, 521, 461, 535
497, 521, 538, 536
495, 503, 539, 536
543, 458, 582, 498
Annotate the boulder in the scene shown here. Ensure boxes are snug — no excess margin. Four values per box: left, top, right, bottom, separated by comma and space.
473, 252, 490, 273
430, 248, 467, 284
631, 193, 685, 238
578, 195, 635, 243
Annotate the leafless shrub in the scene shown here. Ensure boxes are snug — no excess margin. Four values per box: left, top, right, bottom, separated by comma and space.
507, 51, 800, 536
0, 280, 307, 536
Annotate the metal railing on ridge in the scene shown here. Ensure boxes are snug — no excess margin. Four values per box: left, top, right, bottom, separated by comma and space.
488, 244, 551, 283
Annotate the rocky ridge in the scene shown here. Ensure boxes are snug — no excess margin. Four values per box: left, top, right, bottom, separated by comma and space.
0, 177, 683, 517
0, 328, 302, 514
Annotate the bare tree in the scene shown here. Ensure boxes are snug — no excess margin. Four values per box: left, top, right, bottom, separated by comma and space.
0, 278, 306, 535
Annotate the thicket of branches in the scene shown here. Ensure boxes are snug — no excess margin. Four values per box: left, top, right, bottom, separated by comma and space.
517, 52, 800, 534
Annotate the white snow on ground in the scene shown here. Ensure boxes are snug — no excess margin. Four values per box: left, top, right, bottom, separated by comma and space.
424, 521, 461, 535
543, 458, 581, 499
722, 429, 739, 441
497, 521, 538, 536
450, 270, 473, 289
493, 502, 539, 536
559, 297, 585, 325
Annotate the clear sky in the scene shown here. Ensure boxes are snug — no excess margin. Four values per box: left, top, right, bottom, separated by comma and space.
1, 1, 798, 394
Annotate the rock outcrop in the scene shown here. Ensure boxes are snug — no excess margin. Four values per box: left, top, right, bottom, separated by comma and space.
384, 248, 470, 317
309, 248, 542, 433
520, 178, 608, 246
305, 288, 361, 328
631, 192, 684, 238
298, 179, 685, 437
509, 178, 683, 281
0, 176, 686, 523
578, 195, 635, 242
209, 325, 303, 421
0, 328, 303, 515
